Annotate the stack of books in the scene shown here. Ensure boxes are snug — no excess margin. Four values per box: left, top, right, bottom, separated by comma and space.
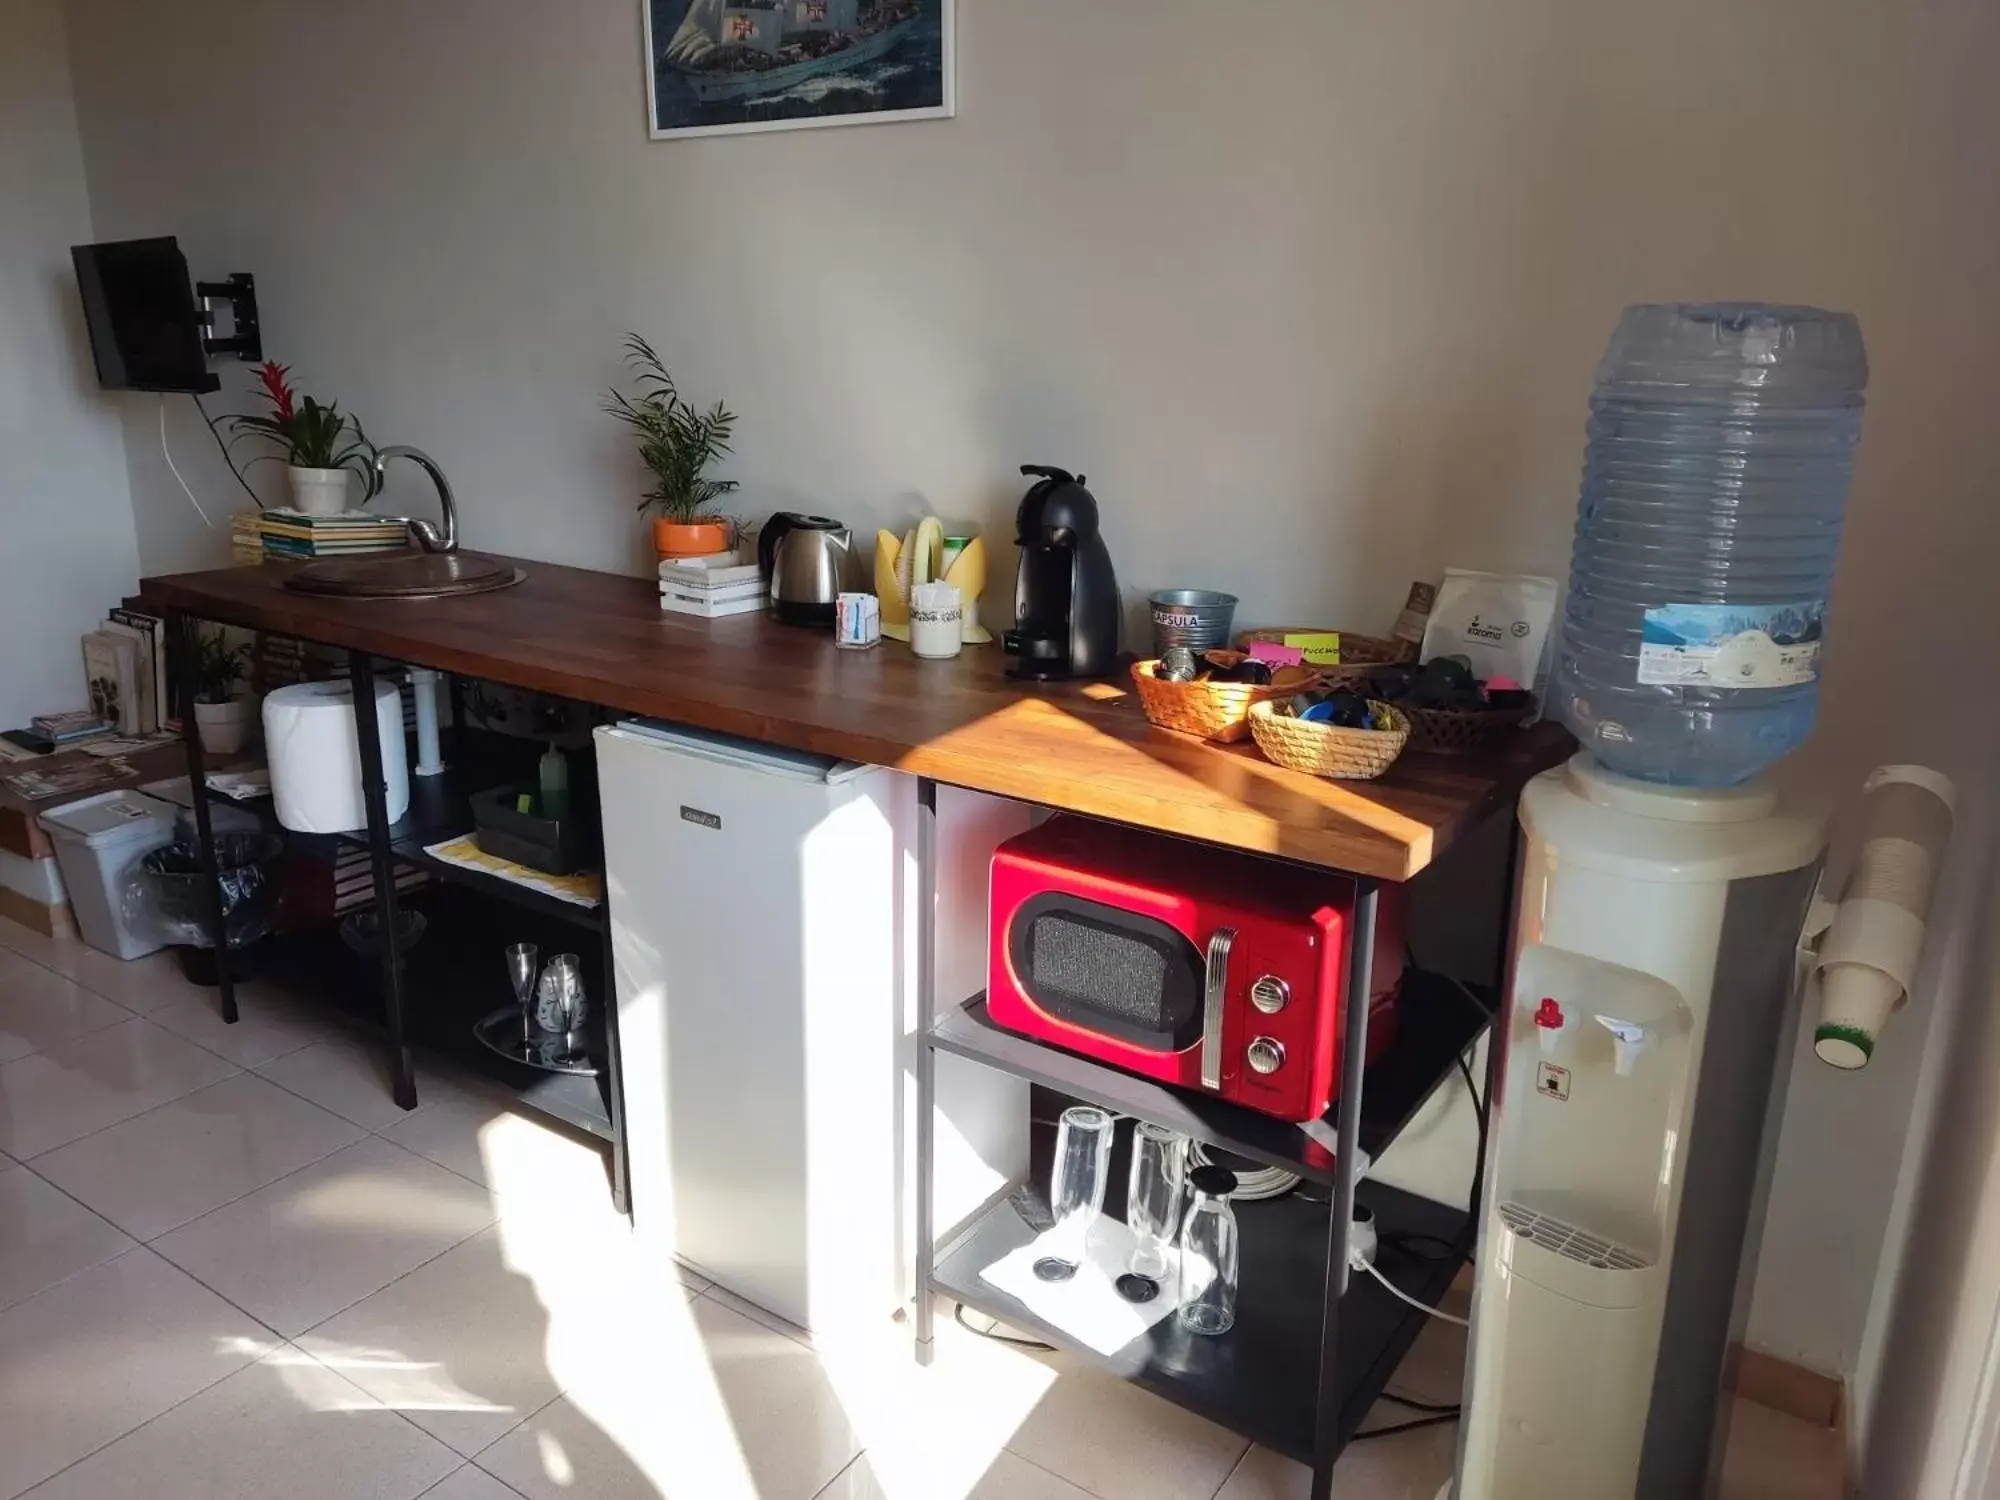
258, 509, 411, 561
230, 511, 264, 566
658, 554, 766, 618
31, 711, 113, 745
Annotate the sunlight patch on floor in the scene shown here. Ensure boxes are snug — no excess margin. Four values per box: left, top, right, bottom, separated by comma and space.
291, 1337, 515, 1416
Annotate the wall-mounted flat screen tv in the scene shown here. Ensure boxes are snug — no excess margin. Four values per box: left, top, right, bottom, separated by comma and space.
71, 236, 219, 393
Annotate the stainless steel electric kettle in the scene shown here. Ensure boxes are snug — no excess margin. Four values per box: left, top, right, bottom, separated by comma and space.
757, 513, 850, 628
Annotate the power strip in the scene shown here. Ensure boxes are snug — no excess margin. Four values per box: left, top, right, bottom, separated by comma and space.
1348, 1204, 1379, 1269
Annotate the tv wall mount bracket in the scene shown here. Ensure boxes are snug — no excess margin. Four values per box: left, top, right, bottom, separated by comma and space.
196, 273, 262, 363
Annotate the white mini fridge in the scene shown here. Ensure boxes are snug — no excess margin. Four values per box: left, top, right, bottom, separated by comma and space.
595, 720, 1027, 1335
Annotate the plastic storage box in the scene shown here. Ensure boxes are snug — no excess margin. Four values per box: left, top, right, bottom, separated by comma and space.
470, 784, 598, 875
37, 790, 179, 959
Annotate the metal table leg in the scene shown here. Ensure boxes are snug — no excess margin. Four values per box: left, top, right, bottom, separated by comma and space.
1471, 813, 1524, 1233
348, 651, 416, 1111
913, 776, 938, 1367
169, 610, 237, 1024
597, 902, 632, 1217
1313, 880, 1378, 1500
448, 675, 468, 762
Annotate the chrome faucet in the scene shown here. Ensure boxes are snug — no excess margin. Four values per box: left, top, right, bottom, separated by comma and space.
370, 445, 459, 554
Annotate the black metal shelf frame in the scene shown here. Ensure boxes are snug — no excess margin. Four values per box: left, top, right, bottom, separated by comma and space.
197, 734, 606, 936
909, 774, 1506, 1500
164, 613, 629, 1212
931, 1180, 1470, 1465
251, 890, 617, 1143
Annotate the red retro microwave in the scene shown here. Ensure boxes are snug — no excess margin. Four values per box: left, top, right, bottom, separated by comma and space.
987, 818, 1405, 1123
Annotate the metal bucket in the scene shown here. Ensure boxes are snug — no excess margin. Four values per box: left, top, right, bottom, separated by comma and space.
1149, 590, 1239, 654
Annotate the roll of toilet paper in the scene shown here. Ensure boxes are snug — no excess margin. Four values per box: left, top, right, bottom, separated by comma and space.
263, 680, 410, 834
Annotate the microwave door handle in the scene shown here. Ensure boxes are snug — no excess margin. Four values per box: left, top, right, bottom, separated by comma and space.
1201, 927, 1236, 1092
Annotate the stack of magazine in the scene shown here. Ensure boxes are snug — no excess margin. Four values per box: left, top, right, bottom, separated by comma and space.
258, 509, 410, 560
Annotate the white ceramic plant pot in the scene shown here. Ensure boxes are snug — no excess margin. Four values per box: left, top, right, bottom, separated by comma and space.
194, 698, 253, 757
287, 465, 353, 517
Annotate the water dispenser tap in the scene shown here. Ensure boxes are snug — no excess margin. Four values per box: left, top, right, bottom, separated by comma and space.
1534, 997, 1566, 1054
1596, 1015, 1651, 1076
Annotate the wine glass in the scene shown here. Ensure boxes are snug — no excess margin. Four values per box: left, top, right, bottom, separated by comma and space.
1038, 1105, 1114, 1280
505, 943, 539, 1059
1126, 1122, 1184, 1284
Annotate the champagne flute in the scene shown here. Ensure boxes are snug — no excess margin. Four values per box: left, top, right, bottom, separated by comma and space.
1126, 1122, 1184, 1285
1037, 1105, 1114, 1281
505, 942, 539, 1058
551, 959, 590, 1068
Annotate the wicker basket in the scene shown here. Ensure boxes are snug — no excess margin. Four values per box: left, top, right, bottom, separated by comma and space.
1132, 660, 1293, 743
1248, 700, 1410, 780
1398, 701, 1532, 756
1235, 628, 1414, 692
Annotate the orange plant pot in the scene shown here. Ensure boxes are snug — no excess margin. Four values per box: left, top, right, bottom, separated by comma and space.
652, 518, 731, 559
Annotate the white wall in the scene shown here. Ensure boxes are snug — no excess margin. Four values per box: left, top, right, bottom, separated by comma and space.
0, 0, 139, 730
61, 0, 2000, 1394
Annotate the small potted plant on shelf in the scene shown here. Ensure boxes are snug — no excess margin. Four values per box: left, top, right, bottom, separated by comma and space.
191, 629, 255, 755
231, 361, 382, 517
602, 333, 739, 559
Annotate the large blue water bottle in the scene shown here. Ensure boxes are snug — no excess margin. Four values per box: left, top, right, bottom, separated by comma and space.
1553, 303, 1869, 786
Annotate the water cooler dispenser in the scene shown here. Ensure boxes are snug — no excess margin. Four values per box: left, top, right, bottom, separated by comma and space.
1455, 756, 1825, 1499
1457, 946, 1691, 1495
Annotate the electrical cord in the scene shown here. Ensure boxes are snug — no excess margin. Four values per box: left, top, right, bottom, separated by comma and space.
1186, 1139, 1300, 1201
1349, 1411, 1459, 1442
953, 1302, 1054, 1351
1356, 1253, 1470, 1328
160, 396, 218, 530
191, 391, 265, 509
1380, 1391, 1460, 1414
1457, 1050, 1487, 1179
1435, 974, 1494, 1225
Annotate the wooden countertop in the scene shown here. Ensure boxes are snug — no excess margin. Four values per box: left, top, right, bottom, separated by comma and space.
139, 556, 1570, 881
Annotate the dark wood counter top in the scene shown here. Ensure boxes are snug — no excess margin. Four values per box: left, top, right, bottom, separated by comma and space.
139, 556, 1569, 880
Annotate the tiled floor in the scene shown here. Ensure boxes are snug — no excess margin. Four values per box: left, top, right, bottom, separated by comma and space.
0, 915, 1844, 1499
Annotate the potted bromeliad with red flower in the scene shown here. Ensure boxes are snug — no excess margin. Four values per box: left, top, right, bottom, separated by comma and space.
232, 362, 383, 517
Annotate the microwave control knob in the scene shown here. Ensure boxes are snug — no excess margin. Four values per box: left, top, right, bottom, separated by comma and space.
1249, 976, 1291, 1014
1246, 1036, 1286, 1075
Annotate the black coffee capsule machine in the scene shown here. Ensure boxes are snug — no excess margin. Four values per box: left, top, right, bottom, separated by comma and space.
1002, 465, 1120, 680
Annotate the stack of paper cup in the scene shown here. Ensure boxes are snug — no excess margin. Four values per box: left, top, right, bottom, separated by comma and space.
911, 582, 963, 659
1812, 765, 1956, 1069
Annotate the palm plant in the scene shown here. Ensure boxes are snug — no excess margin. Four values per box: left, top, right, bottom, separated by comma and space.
602, 334, 739, 521
193, 629, 252, 705
231, 362, 382, 497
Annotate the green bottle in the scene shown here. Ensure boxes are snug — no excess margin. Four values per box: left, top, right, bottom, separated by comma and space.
538, 743, 569, 821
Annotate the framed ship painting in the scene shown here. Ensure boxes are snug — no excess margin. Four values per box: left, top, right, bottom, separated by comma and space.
644, 0, 954, 140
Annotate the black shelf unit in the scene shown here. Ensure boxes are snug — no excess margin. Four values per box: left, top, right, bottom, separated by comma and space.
932, 1180, 1468, 1465
198, 735, 605, 935
162, 621, 629, 1210
910, 776, 1499, 1500
932, 970, 1490, 1186
364, 770, 605, 934
254, 885, 617, 1141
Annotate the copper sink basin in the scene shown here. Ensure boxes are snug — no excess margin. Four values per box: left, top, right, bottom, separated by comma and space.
282, 551, 525, 600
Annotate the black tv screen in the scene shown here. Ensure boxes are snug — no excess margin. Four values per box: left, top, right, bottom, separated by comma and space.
71, 236, 218, 393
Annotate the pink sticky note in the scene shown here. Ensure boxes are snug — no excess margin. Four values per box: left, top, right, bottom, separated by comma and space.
1248, 641, 1306, 667
1487, 674, 1523, 691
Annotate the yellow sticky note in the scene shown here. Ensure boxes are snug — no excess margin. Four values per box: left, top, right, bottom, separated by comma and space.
1283, 632, 1342, 665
